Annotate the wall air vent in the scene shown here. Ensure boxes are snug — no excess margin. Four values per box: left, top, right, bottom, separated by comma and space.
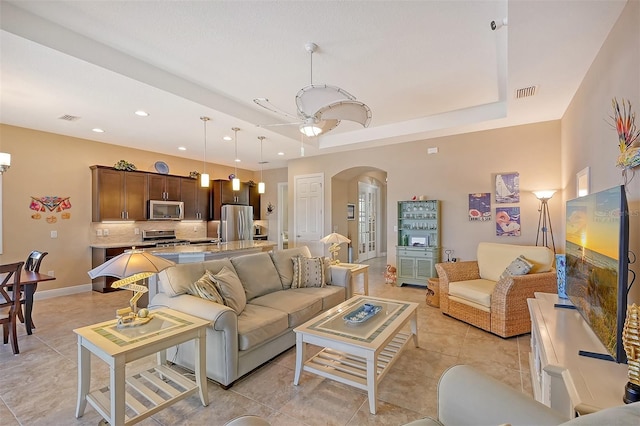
515, 85, 537, 99
58, 114, 81, 121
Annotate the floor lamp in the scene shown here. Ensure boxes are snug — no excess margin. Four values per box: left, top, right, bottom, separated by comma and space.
533, 190, 556, 253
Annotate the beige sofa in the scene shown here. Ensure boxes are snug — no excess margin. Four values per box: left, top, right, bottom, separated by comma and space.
435, 242, 556, 337
150, 246, 352, 387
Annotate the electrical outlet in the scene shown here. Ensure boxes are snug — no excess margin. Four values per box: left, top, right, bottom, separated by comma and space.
97, 229, 103, 236
427, 147, 439, 154
48, 270, 54, 277
103, 229, 110, 236
193, 226, 198, 232
134, 228, 140, 235
50, 230, 58, 239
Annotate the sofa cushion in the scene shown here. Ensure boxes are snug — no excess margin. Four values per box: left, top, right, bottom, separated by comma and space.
249, 290, 323, 328
158, 258, 235, 297
292, 255, 326, 288
499, 255, 533, 281
187, 272, 225, 305
237, 304, 289, 351
448, 279, 496, 309
231, 252, 283, 301
270, 246, 313, 289
477, 243, 554, 282
211, 265, 246, 314
292, 286, 345, 310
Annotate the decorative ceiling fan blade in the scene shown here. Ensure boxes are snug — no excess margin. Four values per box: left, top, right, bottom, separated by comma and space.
295, 84, 355, 117
253, 98, 300, 120
256, 121, 302, 128
316, 100, 372, 127
314, 119, 340, 134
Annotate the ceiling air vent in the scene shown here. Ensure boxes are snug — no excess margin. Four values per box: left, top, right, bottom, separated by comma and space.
58, 114, 81, 121
515, 85, 537, 99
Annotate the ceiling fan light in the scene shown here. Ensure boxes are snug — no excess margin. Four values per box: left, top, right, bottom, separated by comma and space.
300, 124, 323, 137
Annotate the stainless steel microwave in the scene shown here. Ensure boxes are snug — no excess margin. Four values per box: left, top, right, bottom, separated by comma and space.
148, 200, 184, 220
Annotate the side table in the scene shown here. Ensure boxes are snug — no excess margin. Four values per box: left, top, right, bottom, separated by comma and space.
74, 308, 210, 426
337, 263, 369, 295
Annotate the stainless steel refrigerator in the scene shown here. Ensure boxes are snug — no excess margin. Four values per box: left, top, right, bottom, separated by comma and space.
218, 204, 254, 242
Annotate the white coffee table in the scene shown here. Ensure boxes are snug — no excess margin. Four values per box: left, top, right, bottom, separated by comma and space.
293, 296, 419, 414
74, 308, 210, 426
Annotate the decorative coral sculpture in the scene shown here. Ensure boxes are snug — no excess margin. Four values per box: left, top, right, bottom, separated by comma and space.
610, 98, 640, 170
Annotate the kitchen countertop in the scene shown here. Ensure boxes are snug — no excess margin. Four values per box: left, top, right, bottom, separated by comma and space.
143, 240, 276, 255
90, 237, 221, 249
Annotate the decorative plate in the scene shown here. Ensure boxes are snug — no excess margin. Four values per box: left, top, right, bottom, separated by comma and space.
154, 161, 169, 174
343, 303, 382, 324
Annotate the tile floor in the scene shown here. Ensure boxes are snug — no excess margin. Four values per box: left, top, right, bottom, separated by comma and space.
0, 257, 533, 425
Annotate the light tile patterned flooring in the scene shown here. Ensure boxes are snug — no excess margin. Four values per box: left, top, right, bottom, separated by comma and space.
0, 257, 533, 425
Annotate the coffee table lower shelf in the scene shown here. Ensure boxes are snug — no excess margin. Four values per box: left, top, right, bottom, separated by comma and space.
304, 331, 411, 389
89, 365, 198, 425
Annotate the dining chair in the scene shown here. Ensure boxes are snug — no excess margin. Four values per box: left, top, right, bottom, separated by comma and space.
16, 251, 48, 331
1, 261, 25, 354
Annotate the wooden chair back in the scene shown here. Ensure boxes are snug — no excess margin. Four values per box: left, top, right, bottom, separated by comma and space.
0, 261, 25, 354
25, 251, 48, 273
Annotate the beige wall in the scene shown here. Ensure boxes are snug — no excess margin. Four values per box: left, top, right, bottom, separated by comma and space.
0, 124, 258, 292
288, 120, 562, 265
560, 0, 640, 303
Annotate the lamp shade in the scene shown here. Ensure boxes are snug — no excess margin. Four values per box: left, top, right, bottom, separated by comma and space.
320, 233, 351, 245
533, 190, 556, 200
88, 249, 175, 280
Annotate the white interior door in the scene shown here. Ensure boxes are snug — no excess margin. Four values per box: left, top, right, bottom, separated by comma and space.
358, 182, 379, 261
294, 173, 324, 255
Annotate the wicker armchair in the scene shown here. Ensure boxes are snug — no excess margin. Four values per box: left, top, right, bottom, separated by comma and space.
435, 243, 556, 338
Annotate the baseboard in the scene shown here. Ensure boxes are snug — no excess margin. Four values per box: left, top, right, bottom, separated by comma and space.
33, 283, 92, 300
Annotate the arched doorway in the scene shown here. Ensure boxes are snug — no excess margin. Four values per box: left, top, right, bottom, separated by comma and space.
330, 167, 387, 264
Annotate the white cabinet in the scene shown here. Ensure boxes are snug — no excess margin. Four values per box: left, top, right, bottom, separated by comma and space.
527, 292, 628, 418
396, 200, 440, 286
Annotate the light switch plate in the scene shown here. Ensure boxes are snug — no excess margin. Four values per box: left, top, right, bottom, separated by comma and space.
50, 230, 58, 238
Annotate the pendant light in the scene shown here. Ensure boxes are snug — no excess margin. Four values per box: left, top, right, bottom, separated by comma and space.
258, 136, 266, 194
232, 127, 241, 191
200, 116, 210, 187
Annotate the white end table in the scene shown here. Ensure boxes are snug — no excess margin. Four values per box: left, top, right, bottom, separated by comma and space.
337, 263, 370, 295
74, 308, 209, 426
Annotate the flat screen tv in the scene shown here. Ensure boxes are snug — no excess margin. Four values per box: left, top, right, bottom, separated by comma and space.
565, 185, 629, 363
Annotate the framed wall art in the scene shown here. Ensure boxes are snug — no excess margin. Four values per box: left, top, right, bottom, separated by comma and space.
495, 172, 520, 203
347, 203, 355, 220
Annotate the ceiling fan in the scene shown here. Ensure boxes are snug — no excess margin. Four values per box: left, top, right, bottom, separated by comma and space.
254, 42, 372, 137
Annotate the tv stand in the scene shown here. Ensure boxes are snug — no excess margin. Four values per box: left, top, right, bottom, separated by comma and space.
527, 292, 628, 419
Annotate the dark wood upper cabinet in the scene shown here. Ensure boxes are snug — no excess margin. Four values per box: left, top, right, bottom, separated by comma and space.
148, 174, 181, 201
91, 166, 148, 221
181, 177, 210, 220
211, 179, 249, 219
249, 184, 261, 220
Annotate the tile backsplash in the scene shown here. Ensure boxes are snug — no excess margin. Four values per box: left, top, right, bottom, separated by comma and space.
89, 221, 207, 245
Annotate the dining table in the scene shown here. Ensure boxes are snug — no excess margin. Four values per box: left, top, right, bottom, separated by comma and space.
19, 270, 56, 334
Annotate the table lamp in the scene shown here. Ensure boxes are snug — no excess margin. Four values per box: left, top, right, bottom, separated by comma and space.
88, 248, 175, 327
320, 233, 351, 265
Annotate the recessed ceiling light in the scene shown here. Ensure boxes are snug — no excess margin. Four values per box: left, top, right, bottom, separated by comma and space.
135, 110, 149, 117
178, 146, 186, 151
223, 136, 232, 141
278, 152, 285, 156
92, 128, 105, 133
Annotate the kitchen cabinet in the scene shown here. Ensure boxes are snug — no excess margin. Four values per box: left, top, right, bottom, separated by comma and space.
91, 166, 147, 221
148, 174, 181, 201
396, 200, 440, 286
181, 177, 210, 220
249, 184, 261, 220
91, 246, 127, 292
211, 179, 249, 219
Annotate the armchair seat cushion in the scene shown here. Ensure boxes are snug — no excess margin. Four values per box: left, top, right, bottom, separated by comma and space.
448, 279, 496, 309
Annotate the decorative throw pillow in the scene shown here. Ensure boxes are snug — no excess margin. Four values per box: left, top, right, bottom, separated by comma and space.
187, 272, 226, 305
323, 256, 332, 285
499, 255, 534, 281
291, 255, 326, 288
209, 266, 247, 314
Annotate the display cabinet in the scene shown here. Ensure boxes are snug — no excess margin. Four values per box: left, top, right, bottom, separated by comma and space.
396, 200, 440, 287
